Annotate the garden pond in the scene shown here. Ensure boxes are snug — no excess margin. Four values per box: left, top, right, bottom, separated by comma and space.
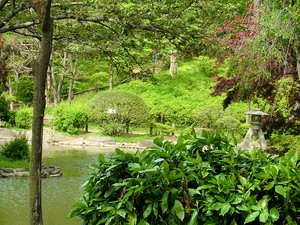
0, 148, 113, 225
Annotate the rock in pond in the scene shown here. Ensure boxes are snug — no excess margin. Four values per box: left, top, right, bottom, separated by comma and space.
0, 165, 62, 178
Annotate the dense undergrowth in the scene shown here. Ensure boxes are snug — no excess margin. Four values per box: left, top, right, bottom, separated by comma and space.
0, 134, 30, 168
69, 131, 300, 225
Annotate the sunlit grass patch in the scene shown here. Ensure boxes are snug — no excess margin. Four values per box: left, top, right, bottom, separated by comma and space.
0, 154, 29, 169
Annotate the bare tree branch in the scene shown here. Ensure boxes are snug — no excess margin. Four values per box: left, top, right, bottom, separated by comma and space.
0, 4, 28, 28
0, 21, 39, 33
0, 0, 8, 11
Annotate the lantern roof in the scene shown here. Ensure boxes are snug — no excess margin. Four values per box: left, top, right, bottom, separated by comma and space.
245, 108, 269, 116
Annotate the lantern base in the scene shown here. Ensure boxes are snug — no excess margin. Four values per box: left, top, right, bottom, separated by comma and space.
242, 127, 267, 150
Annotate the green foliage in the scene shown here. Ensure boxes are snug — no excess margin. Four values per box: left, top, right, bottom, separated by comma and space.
69, 131, 300, 224
8, 107, 33, 129
152, 122, 175, 135
90, 90, 149, 135
0, 154, 29, 169
194, 105, 223, 129
13, 76, 34, 104
118, 58, 224, 126
0, 96, 10, 122
102, 122, 125, 136
215, 115, 240, 134
1, 133, 30, 161
268, 134, 300, 153
53, 104, 89, 135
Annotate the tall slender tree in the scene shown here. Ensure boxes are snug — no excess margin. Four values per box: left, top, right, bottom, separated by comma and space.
27, 1, 53, 224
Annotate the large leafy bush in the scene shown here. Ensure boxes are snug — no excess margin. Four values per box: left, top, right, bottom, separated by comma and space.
1, 133, 30, 161
69, 131, 299, 224
14, 108, 33, 129
90, 90, 149, 135
6, 107, 33, 129
53, 104, 89, 135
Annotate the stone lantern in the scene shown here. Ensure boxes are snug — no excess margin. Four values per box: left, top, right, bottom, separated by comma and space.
243, 108, 269, 150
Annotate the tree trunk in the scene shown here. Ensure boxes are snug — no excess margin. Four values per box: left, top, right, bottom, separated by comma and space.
68, 77, 74, 105
50, 61, 58, 105
8, 79, 14, 110
294, 44, 300, 80
45, 68, 52, 106
67, 54, 78, 105
169, 50, 178, 76
57, 50, 68, 104
29, 1, 53, 225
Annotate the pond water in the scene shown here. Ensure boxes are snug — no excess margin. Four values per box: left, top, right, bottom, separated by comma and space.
0, 148, 112, 225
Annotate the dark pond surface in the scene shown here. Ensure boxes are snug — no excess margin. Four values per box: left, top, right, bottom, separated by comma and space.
0, 149, 111, 225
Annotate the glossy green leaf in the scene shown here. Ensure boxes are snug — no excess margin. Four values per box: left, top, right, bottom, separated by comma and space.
259, 211, 269, 223
269, 165, 279, 179
161, 191, 169, 214
128, 212, 137, 225
99, 206, 114, 213
244, 211, 260, 224
275, 185, 287, 198
215, 195, 226, 202
210, 202, 223, 211
115, 148, 125, 155
238, 176, 248, 187
264, 181, 275, 190
116, 209, 127, 218
187, 211, 198, 225
143, 204, 152, 219
220, 203, 231, 216
269, 207, 279, 222
153, 137, 163, 147
98, 153, 105, 163
105, 216, 114, 225
153, 202, 158, 218
172, 200, 185, 221
231, 196, 242, 205
236, 204, 248, 211
137, 220, 150, 225
160, 160, 169, 173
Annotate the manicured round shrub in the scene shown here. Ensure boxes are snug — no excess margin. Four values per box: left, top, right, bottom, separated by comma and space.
90, 90, 149, 135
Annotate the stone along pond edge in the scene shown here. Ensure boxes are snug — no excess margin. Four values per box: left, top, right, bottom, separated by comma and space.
0, 165, 62, 178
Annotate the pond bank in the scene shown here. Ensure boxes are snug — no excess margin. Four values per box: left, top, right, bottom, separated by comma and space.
0, 165, 62, 178
0, 127, 155, 153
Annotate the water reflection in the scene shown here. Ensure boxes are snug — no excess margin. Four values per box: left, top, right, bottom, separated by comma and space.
0, 149, 108, 225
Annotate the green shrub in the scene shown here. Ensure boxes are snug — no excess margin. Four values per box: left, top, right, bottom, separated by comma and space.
215, 115, 241, 134
14, 108, 33, 129
152, 122, 174, 135
268, 134, 300, 153
53, 105, 89, 135
69, 131, 299, 224
90, 90, 149, 134
7, 108, 33, 129
1, 133, 30, 161
13, 76, 34, 104
0, 96, 10, 122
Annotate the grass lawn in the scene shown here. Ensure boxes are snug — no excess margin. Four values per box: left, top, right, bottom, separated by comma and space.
0, 154, 29, 169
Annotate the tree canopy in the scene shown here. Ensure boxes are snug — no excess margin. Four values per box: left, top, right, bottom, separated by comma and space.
212, 1, 300, 134
90, 90, 149, 134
